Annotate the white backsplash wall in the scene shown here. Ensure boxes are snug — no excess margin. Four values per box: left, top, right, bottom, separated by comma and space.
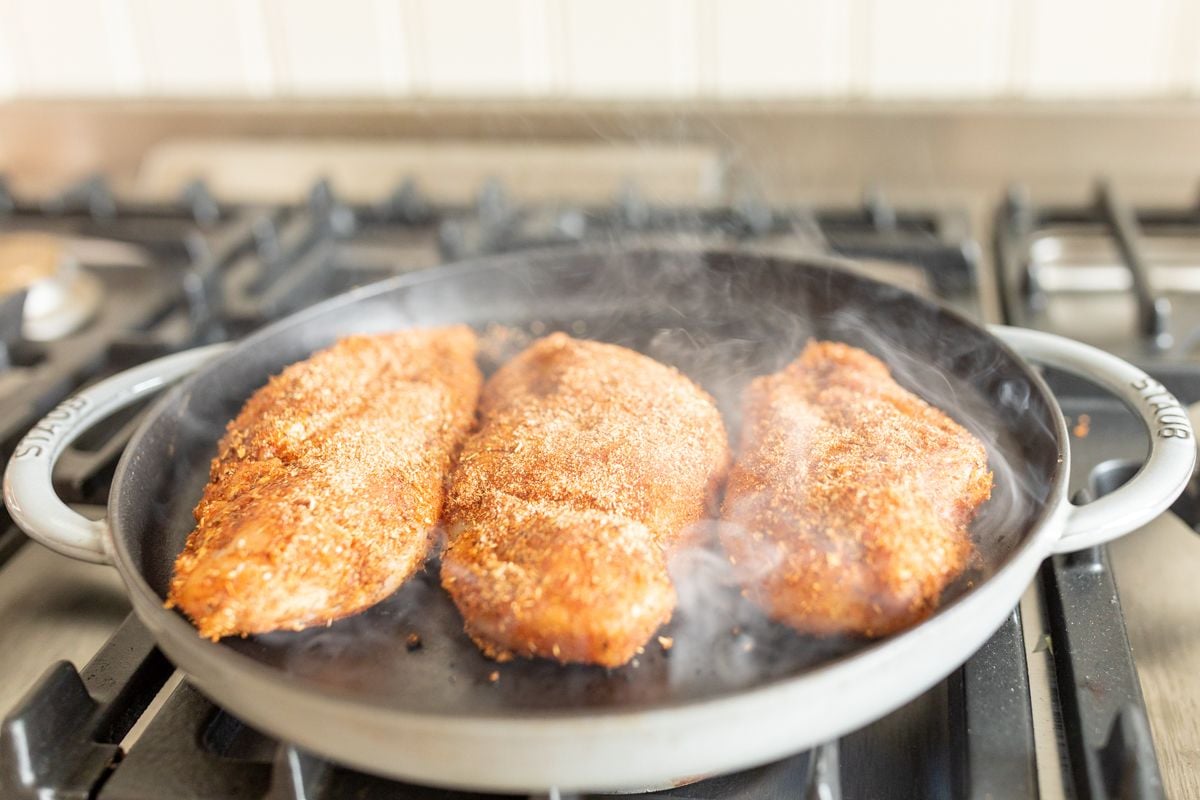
0, 0, 1196, 100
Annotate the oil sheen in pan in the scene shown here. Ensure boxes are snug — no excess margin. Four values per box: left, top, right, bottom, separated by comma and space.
219, 312, 1034, 716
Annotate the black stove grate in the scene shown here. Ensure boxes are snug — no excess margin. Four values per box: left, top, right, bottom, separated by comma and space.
995, 180, 1200, 361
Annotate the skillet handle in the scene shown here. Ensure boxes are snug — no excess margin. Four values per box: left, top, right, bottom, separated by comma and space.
989, 326, 1196, 554
3, 344, 230, 565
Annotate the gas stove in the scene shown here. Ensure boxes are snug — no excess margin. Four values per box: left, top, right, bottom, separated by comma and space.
0, 176, 1190, 799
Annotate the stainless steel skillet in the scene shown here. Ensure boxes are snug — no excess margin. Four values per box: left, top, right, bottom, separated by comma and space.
5, 247, 1193, 793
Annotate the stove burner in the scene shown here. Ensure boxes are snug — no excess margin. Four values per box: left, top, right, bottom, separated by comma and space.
22, 261, 103, 343
0, 233, 103, 342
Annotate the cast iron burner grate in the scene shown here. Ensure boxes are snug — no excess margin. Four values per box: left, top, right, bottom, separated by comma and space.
0, 177, 1164, 798
996, 179, 1200, 361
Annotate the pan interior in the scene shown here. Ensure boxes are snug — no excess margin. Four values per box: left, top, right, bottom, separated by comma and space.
114, 248, 1060, 716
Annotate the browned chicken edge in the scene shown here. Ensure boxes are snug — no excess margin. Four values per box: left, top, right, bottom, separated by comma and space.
167, 326, 482, 640
721, 339, 993, 638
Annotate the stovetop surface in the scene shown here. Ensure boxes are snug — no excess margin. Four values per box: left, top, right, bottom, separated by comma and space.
0, 176, 1196, 799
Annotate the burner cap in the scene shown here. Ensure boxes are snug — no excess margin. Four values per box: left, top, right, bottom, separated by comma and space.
0, 232, 102, 341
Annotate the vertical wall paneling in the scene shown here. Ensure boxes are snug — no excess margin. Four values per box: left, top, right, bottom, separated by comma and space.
1164, 0, 1200, 95
12, 0, 122, 94
865, 0, 1011, 98
1192, 5, 1200, 96
102, 0, 144, 95
401, 0, 428, 94
373, 0, 410, 95
847, 0, 871, 96
545, 0, 569, 95
668, 0, 698, 97
132, 0, 259, 95
234, 0, 274, 97
710, 0, 851, 97
1024, 0, 1172, 97
518, 0, 554, 94
264, 0, 390, 95
0, 1, 1196, 100
0, 0, 21, 98
562, 0, 698, 98
1006, 0, 1033, 96
695, 0, 717, 97
419, 0, 532, 95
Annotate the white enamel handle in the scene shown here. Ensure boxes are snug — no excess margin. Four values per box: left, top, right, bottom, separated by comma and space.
990, 326, 1196, 554
3, 344, 231, 564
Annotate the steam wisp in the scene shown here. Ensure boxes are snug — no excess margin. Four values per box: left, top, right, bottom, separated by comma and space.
214, 241, 1053, 711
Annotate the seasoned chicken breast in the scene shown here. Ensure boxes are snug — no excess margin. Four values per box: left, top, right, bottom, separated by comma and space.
441, 333, 729, 667
168, 326, 482, 640
721, 340, 992, 637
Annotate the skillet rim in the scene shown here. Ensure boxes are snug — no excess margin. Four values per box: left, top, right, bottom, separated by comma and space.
108, 243, 1069, 721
